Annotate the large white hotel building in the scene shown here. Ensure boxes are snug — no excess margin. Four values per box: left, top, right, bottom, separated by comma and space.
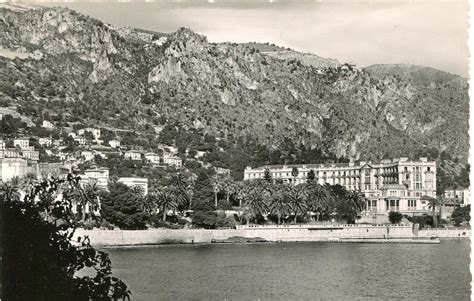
244, 157, 436, 216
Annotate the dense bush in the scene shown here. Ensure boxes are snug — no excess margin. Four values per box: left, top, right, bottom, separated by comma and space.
100, 182, 148, 230
191, 211, 234, 229
407, 215, 434, 229
150, 216, 182, 229
388, 211, 403, 224
217, 199, 233, 210
451, 205, 470, 226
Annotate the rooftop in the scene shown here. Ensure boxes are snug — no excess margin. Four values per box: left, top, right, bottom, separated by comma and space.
249, 157, 434, 171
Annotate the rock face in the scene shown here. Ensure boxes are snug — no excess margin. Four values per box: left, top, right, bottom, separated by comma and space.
0, 5, 469, 166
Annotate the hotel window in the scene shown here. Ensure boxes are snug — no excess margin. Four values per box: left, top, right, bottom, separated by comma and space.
427, 167, 430, 171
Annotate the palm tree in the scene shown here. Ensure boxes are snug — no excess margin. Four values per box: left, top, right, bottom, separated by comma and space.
170, 173, 190, 211
130, 185, 145, 197
236, 181, 252, 208
243, 189, 268, 225
306, 183, 331, 221
73, 181, 103, 223
141, 193, 157, 218
269, 186, 291, 225
0, 180, 21, 202
346, 190, 365, 223
427, 197, 438, 227
211, 175, 221, 208
287, 184, 308, 224
437, 195, 446, 224
222, 177, 237, 203
19, 173, 37, 196
155, 187, 178, 222
186, 174, 196, 208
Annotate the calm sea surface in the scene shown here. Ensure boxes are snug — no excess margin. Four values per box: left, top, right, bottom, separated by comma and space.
107, 240, 471, 301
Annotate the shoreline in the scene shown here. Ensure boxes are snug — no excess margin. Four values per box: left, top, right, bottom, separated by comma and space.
74, 226, 470, 248
98, 237, 467, 249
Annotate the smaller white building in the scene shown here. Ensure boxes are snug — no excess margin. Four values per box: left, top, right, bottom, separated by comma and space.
14, 138, 29, 149
82, 151, 95, 161
109, 139, 121, 148
74, 136, 86, 145
42, 120, 55, 129
83, 168, 109, 190
124, 150, 142, 161
144, 152, 160, 164
78, 128, 101, 140
1, 158, 28, 182
118, 177, 149, 195
21, 150, 39, 162
0, 140, 5, 150
38, 137, 53, 147
163, 153, 182, 168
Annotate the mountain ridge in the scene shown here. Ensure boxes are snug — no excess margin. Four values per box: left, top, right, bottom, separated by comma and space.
0, 5, 469, 184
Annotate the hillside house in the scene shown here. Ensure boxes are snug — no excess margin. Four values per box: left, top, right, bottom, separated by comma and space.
1, 158, 28, 182
78, 128, 101, 140
124, 150, 142, 161
109, 139, 121, 148
14, 138, 29, 149
38, 137, 53, 147
82, 151, 95, 161
42, 120, 55, 129
163, 153, 182, 168
144, 153, 160, 164
74, 136, 86, 145
21, 150, 39, 162
118, 177, 149, 195
83, 168, 109, 190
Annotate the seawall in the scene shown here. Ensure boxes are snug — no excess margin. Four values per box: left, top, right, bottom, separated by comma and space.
70, 225, 469, 247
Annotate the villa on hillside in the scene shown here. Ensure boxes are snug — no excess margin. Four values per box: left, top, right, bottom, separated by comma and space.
244, 157, 437, 216
118, 177, 149, 195
124, 150, 142, 161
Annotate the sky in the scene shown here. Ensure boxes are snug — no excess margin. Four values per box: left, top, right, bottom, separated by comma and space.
41, 0, 469, 77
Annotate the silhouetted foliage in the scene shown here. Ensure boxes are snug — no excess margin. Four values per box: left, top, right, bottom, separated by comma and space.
0, 174, 131, 300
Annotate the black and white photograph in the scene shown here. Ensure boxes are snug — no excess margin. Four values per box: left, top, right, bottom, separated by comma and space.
0, 0, 471, 300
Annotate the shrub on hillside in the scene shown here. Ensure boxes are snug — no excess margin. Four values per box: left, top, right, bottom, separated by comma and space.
1, 175, 130, 300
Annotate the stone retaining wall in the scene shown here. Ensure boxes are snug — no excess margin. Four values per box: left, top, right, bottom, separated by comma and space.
417, 228, 471, 238
74, 225, 418, 247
